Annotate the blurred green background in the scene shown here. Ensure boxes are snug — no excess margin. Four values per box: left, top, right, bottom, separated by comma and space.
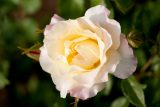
0, 0, 160, 107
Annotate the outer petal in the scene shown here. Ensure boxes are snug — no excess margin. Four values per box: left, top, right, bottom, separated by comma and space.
85, 5, 121, 49
95, 50, 120, 83
51, 14, 64, 24
112, 35, 137, 79
44, 14, 64, 36
85, 5, 110, 18
44, 20, 83, 59
39, 46, 54, 73
69, 83, 105, 100
40, 46, 72, 98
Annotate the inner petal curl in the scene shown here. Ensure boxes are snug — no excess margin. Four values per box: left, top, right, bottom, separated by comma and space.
65, 36, 100, 70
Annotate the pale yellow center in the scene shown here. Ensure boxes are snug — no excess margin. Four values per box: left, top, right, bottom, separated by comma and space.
66, 37, 100, 70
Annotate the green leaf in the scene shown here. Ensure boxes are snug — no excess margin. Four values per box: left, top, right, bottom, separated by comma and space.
20, 0, 41, 14
17, 18, 39, 43
121, 76, 146, 107
111, 97, 129, 107
58, 0, 84, 19
151, 55, 160, 73
112, 0, 134, 14
135, 49, 147, 67
0, 72, 9, 89
0, 60, 9, 76
90, 0, 103, 6
103, 75, 113, 96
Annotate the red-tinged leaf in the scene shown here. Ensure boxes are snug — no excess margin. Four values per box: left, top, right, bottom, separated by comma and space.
18, 43, 42, 61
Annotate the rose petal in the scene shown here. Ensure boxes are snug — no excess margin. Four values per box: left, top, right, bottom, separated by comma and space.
112, 35, 137, 79
77, 17, 112, 52
77, 29, 106, 61
39, 46, 54, 73
69, 83, 105, 100
85, 5, 121, 49
95, 50, 120, 83
44, 14, 64, 36
44, 20, 83, 59
40, 46, 72, 98
51, 73, 72, 98
72, 55, 106, 85
51, 14, 64, 25
70, 30, 107, 84
85, 5, 110, 18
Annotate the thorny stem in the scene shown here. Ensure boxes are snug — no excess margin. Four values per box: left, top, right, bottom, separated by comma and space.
73, 98, 79, 107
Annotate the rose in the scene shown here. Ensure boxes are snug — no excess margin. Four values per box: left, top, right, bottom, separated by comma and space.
39, 5, 137, 100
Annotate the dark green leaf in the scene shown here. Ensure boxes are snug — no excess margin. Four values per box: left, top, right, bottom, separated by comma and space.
20, 0, 41, 14
151, 55, 160, 73
157, 32, 160, 45
58, 0, 84, 19
103, 75, 113, 96
90, 0, 102, 6
111, 97, 129, 107
121, 76, 146, 107
135, 49, 147, 67
112, 0, 134, 14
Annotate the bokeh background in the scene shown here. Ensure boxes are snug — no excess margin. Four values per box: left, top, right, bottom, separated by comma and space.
0, 0, 160, 107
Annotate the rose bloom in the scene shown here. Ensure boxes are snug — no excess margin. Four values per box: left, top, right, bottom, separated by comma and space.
39, 5, 137, 100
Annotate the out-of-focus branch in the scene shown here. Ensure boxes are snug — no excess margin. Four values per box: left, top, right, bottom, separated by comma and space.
73, 98, 79, 107
136, 56, 154, 80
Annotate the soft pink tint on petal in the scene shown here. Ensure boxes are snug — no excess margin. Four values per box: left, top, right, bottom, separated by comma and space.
85, 5, 121, 49
85, 5, 110, 18
44, 14, 64, 36
51, 14, 64, 25
69, 83, 105, 100
44, 24, 54, 36
113, 35, 137, 79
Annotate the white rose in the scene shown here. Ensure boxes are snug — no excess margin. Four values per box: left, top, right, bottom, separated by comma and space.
39, 5, 137, 100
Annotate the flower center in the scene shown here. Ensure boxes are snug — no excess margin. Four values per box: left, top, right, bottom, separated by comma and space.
67, 38, 100, 70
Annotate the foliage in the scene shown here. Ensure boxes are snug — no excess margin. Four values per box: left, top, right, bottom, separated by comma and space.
0, 0, 160, 107
121, 76, 146, 107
